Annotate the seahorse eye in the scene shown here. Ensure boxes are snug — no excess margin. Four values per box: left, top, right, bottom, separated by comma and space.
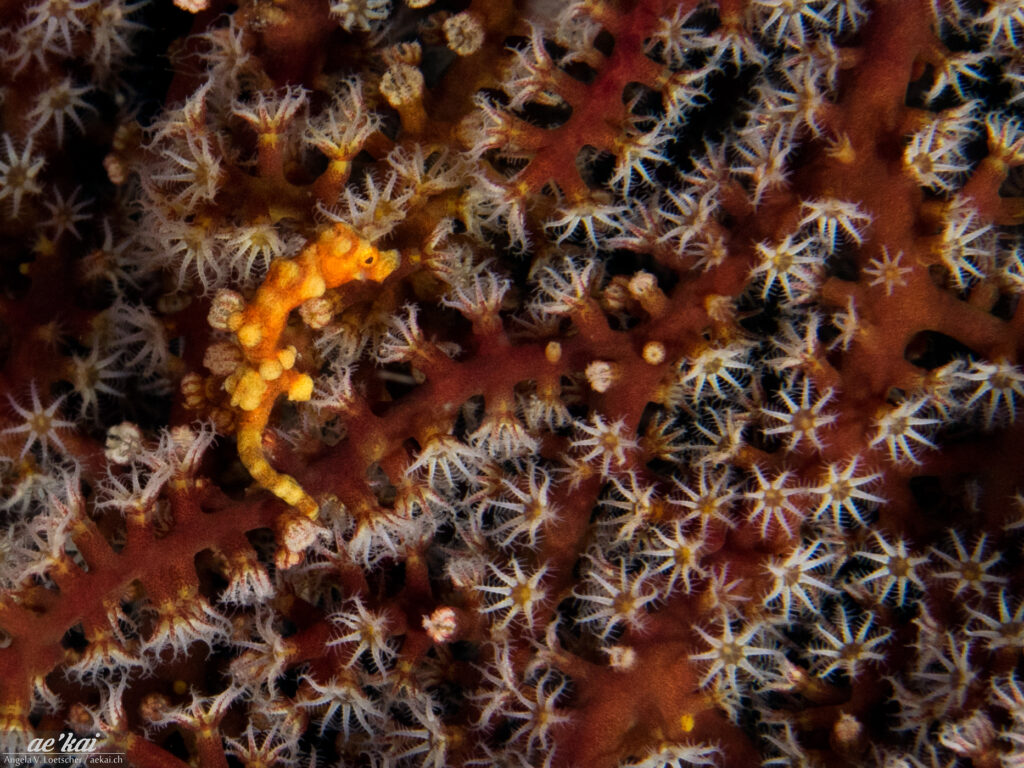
364, 255, 374, 265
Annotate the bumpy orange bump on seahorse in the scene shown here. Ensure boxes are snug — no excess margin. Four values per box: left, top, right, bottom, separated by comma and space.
223, 223, 400, 519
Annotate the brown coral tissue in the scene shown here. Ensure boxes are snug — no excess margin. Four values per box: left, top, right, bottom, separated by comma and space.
1, 0, 1024, 766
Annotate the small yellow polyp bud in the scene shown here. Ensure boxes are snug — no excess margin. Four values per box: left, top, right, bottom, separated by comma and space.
287, 373, 314, 402
444, 12, 485, 56
679, 713, 695, 733
545, 341, 562, 363
259, 359, 283, 381
237, 323, 263, 348
601, 278, 630, 312
278, 346, 297, 370
628, 271, 657, 296
830, 713, 866, 756
628, 271, 668, 317
585, 360, 619, 393
381, 63, 424, 107
380, 63, 427, 134
406, 0, 434, 7
643, 341, 667, 365
173, 0, 209, 12
231, 369, 268, 411
208, 290, 245, 330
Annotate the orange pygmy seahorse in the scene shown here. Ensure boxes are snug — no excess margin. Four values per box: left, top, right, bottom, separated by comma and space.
219, 223, 400, 519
